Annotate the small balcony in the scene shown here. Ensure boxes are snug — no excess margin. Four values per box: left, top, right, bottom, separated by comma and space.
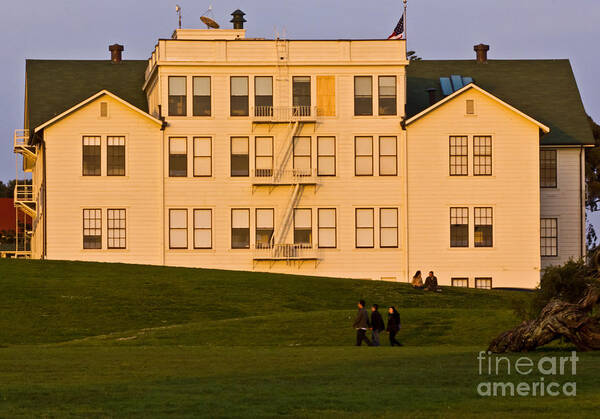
252, 106, 317, 123
252, 168, 318, 186
14, 184, 37, 217
14, 129, 37, 168
253, 243, 318, 262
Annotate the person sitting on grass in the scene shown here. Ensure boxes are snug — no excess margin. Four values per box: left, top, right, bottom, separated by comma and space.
353, 299, 372, 346
386, 306, 403, 347
411, 270, 424, 289
424, 271, 441, 292
369, 304, 385, 346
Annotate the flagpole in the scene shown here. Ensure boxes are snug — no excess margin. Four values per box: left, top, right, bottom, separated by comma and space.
403, 0, 407, 41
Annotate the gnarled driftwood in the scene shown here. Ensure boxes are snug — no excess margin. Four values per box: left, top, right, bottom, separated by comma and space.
488, 286, 600, 353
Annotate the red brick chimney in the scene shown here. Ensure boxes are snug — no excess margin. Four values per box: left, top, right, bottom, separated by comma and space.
109, 44, 124, 63
474, 44, 490, 63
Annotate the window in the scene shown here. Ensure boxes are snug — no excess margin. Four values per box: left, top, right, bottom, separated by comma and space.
355, 136, 373, 176
82, 136, 101, 176
541, 218, 558, 257
475, 278, 492, 290
379, 136, 397, 176
169, 137, 187, 177
540, 150, 557, 188
318, 208, 336, 248
354, 76, 373, 116
256, 208, 274, 248
473, 136, 492, 176
317, 137, 336, 176
230, 76, 249, 116
378, 76, 397, 115
83, 209, 102, 249
449, 136, 468, 176
194, 209, 212, 249
450, 207, 469, 248
255, 76, 273, 115
107, 136, 125, 176
168, 76, 187, 116
107, 209, 126, 249
294, 208, 312, 246
231, 209, 250, 249
193, 137, 212, 177
293, 76, 311, 115
255, 137, 273, 177
293, 137, 311, 174
100, 102, 108, 118
474, 207, 493, 247
452, 278, 469, 288
193, 76, 211, 116
169, 209, 188, 249
466, 99, 475, 115
380, 208, 398, 248
356, 208, 374, 248
231, 137, 249, 177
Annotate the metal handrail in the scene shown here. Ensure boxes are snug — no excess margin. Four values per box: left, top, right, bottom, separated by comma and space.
253, 106, 316, 121
252, 168, 317, 184
14, 129, 30, 147
253, 243, 317, 260
14, 184, 35, 202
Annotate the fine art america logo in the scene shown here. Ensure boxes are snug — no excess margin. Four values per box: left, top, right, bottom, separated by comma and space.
477, 351, 578, 397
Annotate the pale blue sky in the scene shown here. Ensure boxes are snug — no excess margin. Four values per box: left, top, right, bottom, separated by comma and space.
1, 0, 599, 184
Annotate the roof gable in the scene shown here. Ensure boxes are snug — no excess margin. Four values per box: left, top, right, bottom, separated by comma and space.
34, 90, 162, 133
406, 83, 550, 133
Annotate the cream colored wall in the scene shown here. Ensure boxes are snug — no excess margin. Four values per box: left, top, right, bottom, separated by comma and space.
407, 89, 541, 289
540, 147, 585, 269
42, 95, 164, 264
158, 62, 407, 281
31, 141, 45, 258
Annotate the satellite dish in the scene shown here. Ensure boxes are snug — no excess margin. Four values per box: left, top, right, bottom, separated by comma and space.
201, 16, 220, 29
200, 5, 220, 29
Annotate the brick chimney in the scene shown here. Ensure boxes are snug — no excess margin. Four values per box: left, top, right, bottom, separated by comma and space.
109, 44, 124, 63
474, 44, 489, 64
231, 9, 246, 29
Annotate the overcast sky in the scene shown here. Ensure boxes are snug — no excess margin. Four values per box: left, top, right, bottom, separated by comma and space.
1, 0, 599, 184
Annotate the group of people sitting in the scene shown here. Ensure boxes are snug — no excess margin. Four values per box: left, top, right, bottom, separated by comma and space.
411, 270, 441, 292
352, 300, 402, 347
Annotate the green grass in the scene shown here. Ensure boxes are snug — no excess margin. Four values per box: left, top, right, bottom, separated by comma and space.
0, 259, 598, 418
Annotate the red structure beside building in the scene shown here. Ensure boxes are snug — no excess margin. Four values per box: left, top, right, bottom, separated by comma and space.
0, 198, 16, 233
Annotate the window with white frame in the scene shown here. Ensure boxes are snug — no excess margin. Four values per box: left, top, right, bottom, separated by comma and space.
354, 76, 373, 116
107, 209, 126, 249
169, 209, 188, 249
193, 76, 211, 116
355, 136, 373, 176
317, 137, 336, 176
474, 207, 493, 248
294, 208, 312, 246
83, 208, 102, 249
293, 137, 311, 175
168, 76, 187, 116
379, 136, 397, 176
193, 137, 212, 177
378, 76, 397, 116
475, 278, 492, 290
231, 209, 250, 249
356, 208, 374, 248
107, 136, 126, 176
230, 76, 249, 116
255, 137, 273, 177
169, 137, 187, 177
318, 208, 336, 248
541, 218, 558, 257
231, 137, 249, 177
380, 208, 398, 248
451, 278, 469, 288
82, 136, 101, 176
255, 208, 274, 249
193, 209, 212, 249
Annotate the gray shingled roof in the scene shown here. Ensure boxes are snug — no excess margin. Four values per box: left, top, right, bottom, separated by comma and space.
407, 59, 594, 146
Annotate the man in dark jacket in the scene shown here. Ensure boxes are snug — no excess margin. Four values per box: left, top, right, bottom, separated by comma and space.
425, 271, 439, 292
353, 300, 372, 346
370, 304, 385, 346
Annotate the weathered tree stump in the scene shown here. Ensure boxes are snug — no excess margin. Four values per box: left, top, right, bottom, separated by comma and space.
488, 286, 600, 353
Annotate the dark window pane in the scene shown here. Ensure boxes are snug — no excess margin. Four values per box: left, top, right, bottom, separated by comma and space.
83, 138, 101, 176
379, 97, 397, 115
230, 96, 249, 116
354, 97, 373, 116
168, 96, 186, 116
474, 225, 493, 247
255, 95, 273, 108
231, 154, 249, 177
83, 235, 102, 249
256, 229, 274, 248
169, 155, 187, 177
107, 139, 125, 176
540, 150, 557, 188
232, 228, 250, 249
193, 96, 211, 116
450, 225, 469, 247
294, 230, 312, 246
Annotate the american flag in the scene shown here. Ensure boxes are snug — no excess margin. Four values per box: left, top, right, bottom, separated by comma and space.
387, 14, 405, 40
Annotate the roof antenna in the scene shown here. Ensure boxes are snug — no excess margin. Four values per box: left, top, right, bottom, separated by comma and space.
201, 5, 220, 29
175, 5, 182, 29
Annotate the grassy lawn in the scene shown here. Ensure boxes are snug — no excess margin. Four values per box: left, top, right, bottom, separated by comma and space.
0, 259, 598, 417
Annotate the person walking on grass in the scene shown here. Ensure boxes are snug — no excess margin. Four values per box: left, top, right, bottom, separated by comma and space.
370, 304, 385, 346
386, 306, 403, 347
353, 299, 372, 346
